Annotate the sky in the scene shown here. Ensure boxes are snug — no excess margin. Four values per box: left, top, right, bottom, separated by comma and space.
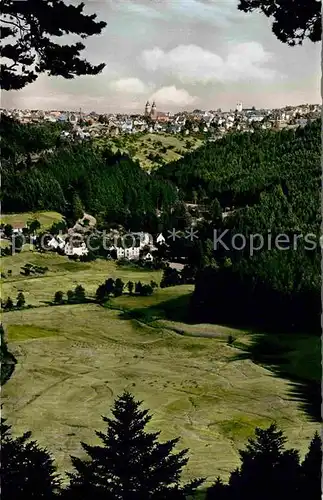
2, 0, 321, 113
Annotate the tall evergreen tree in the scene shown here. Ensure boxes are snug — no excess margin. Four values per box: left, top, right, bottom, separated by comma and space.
4, 296, 14, 311
299, 431, 322, 499
1, 418, 60, 499
72, 193, 84, 222
227, 424, 300, 500
74, 284, 86, 302
206, 477, 229, 500
105, 278, 116, 297
96, 284, 109, 303
0, 324, 17, 385
114, 278, 124, 297
16, 291, 26, 308
64, 391, 203, 499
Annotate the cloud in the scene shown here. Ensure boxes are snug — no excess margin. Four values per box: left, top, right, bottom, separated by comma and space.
109, 77, 149, 94
114, 0, 240, 27
140, 42, 276, 83
150, 86, 198, 108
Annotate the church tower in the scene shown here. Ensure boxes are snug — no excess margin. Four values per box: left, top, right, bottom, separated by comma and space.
145, 101, 151, 117
151, 101, 157, 120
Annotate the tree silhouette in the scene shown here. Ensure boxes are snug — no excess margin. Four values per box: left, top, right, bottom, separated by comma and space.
4, 296, 14, 311
3, 223, 13, 238
64, 391, 203, 499
1, 418, 60, 499
1, 0, 106, 90
238, 0, 321, 45
72, 193, 84, 222
127, 281, 134, 295
0, 324, 17, 385
95, 283, 109, 303
299, 431, 322, 499
114, 278, 124, 297
227, 424, 300, 500
105, 278, 116, 297
16, 291, 26, 308
74, 284, 86, 302
28, 219, 41, 234
206, 477, 229, 500
54, 291, 64, 304
67, 290, 74, 303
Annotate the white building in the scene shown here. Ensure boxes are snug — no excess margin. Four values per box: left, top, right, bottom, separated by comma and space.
47, 235, 65, 250
64, 241, 88, 257
156, 233, 166, 245
110, 231, 155, 260
236, 102, 243, 113
143, 252, 154, 262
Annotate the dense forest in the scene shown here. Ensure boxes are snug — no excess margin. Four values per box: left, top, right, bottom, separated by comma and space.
156, 120, 321, 333
1, 116, 178, 231
2, 116, 320, 332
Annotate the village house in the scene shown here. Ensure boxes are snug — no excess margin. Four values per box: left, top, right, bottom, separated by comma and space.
47, 235, 65, 250
10, 222, 27, 234
109, 232, 157, 261
143, 252, 154, 262
156, 233, 166, 245
64, 241, 88, 257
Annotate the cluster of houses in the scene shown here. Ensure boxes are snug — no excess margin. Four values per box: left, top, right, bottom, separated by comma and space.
46, 229, 167, 261
0, 213, 169, 262
1, 102, 320, 141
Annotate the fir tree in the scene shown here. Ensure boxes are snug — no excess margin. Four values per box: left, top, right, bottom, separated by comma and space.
127, 281, 134, 295
16, 291, 26, 308
4, 296, 14, 310
299, 431, 322, 499
64, 392, 203, 499
72, 193, 84, 222
0, 324, 17, 385
114, 278, 124, 297
206, 477, 229, 500
105, 278, 115, 297
228, 424, 300, 500
96, 284, 109, 303
135, 281, 142, 294
1, 418, 60, 499
74, 284, 86, 302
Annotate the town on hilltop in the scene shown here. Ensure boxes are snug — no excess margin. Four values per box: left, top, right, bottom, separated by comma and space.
1, 101, 321, 141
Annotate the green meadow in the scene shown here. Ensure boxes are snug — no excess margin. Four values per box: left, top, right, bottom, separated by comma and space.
1, 211, 63, 230
1, 250, 319, 487
95, 133, 204, 170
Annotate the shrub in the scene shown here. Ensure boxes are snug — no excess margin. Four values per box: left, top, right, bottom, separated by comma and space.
227, 335, 236, 346
54, 291, 64, 304
140, 284, 153, 296
4, 297, 14, 310
16, 292, 25, 309
74, 285, 86, 302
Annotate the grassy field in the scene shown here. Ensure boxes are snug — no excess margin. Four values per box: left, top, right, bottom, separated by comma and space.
1, 250, 320, 489
1, 252, 163, 306
95, 133, 204, 170
1, 211, 63, 230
